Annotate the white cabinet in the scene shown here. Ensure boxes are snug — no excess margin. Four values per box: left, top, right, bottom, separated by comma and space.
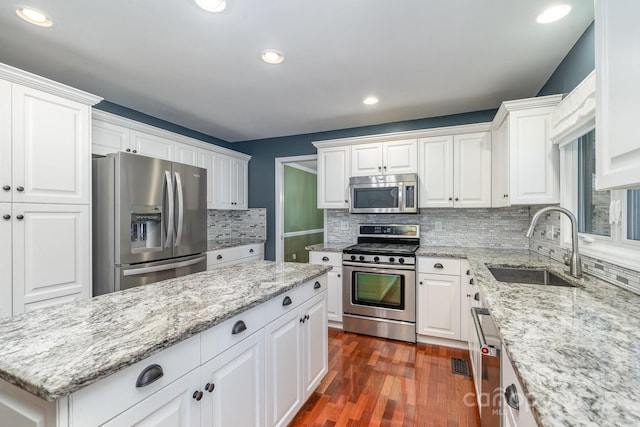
0, 202, 10, 318
206, 243, 264, 270
201, 330, 265, 427
102, 368, 201, 427
92, 120, 131, 156
0, 68, 98, 317
316, 145, 350, 209
595, 0, 640, 189
12, 204, 90, 315
308, 251, 343, 324
265, 291, 328, 427
491, 95, 562, 206
199, 149, 217, 209
419, 132, 491, 208
216, 154, 248, 210
417, 257, 462, 340
130, 130, 174, 160
175, 142, 199, 166
350, 139, 417, 177
502, 349, 537, 427
459, 260, 473, 343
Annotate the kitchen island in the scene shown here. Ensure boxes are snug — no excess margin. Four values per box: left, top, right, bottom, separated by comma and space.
0, 260, 331, 426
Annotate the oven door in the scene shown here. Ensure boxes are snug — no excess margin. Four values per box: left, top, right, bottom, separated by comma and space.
343, 263, 416, 322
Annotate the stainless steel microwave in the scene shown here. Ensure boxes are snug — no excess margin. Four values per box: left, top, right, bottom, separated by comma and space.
349, 174, 418, 214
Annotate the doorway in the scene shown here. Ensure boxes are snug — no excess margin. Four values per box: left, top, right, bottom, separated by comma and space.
275, 155, 324, 262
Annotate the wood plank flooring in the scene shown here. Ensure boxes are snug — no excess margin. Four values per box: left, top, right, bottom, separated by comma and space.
290, 329, 480, 427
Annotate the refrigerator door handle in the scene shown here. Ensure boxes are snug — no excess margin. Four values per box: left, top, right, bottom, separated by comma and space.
175, 171, 184, 247
123, 256, 206, 276
164, 170, 175, 248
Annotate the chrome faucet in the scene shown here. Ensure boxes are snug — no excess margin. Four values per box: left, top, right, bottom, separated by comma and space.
525, 206, 582, 278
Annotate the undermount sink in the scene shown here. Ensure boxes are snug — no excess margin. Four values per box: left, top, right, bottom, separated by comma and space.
487, 267, 576, 288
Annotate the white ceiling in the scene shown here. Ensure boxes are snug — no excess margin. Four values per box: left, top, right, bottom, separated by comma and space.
0, 1, 593, 142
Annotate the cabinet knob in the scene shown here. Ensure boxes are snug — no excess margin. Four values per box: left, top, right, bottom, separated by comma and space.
193, 390, 204, 401
205, 383, 215, 393
337, 274, 341, 278
419, 281, 423, 285
126, 148, 131, 152
322, 256, 329, 262
16, 186, 24, 192
344, 200, 348, 203
454, 197, 459, 201
16, 214, 24, 220
503, 194, 508, 198
383, 166, 387, 170
3, 214, 10, 220
132, 149, 137, 153
2, 185, 9, 191
448, 197, 453, 201
378, 166, 382, 171
466, 294, 471, 298
217, 254, 223, 260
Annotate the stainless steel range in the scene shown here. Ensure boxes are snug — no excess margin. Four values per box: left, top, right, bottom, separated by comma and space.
342, 224, 419, 343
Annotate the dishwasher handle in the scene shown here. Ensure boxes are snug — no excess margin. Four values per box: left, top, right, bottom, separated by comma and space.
471, 307, 498, 357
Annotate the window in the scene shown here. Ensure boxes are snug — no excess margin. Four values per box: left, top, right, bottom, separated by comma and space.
563, 128, 640, 269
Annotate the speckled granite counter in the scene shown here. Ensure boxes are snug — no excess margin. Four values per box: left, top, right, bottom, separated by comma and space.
207, 238, 265, 251
417, 246, 640, 427
0, 261, 330, 401
305, 242, 354, 252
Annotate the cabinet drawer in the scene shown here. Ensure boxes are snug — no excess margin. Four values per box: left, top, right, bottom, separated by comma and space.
418, 257, 461, 275
71, 334, 200, 427
263, 276, 328, 322
201, 302, 266, 363
309, 251, 342, 267
502, 349, 537, 427
238, 243, 264, 259
207, 247, 238, 268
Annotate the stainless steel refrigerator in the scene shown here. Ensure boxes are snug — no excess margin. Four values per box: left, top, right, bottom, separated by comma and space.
92, 152, 207, 296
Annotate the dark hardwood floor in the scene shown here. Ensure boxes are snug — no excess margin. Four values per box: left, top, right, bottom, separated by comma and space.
290, 329, 480, 427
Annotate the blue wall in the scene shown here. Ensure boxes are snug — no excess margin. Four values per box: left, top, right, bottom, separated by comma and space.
95, 100, 234, 150
233, 109, 498, 260
537, 22, 595, 96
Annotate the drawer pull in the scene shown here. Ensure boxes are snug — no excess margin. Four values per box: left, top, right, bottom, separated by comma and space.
216, 254, 223, 260
205, 383, 215, 392
249, 248, 254, 253
474, 293, 480, 301
322, 256, 329, 262
434, 263, 444, 269
466, 269, 470, 275
232, 320, 247, 335
136, 364, 164, 388
314, 281, 321, 290
504, 384, 519, 410
469, 278, 474, 285
282, 296, 292, 306
193, 390, 204, 401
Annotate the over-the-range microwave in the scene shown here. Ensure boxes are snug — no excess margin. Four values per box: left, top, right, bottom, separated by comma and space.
349, 173, 418, 214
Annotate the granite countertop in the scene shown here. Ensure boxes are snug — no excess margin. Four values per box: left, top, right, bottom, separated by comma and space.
0, 261, 330, 401
207, 238, 265, 251
305, 242, 354, 252
418, 246, 640, 427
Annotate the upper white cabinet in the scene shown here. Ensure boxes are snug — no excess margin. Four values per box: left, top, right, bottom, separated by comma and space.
316, 145, 350, 209
92, 110, 251, 210
351, 139, 417, 176
215, 154, 248, 210
491, 95, 562, 206
595, 0, 640, 190
419, 131, 492, 208
3, 83, 92, 205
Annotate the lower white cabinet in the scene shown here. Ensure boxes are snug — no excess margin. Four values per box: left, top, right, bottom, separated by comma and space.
502, 349, 537, 427
206, 243, 264, 270
308, 251, 343, 324
265, 292, 328, 427
417, 257, 462, 342
0, 202, 11, 318
201, 330, 265, 427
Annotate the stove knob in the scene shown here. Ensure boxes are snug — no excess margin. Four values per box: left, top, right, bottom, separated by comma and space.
373, 256, 380, 263
389, 257, 395, 263
359, 255, 365, 262
399, 258, 405, 264
351, 255, 356, 261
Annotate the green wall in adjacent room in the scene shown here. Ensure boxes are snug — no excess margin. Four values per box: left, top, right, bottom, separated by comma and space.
284, 233, 324, 264
284, 165, 324, 233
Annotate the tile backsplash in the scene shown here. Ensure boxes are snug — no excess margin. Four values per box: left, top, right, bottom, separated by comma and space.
207, 208, 266, 240
326, 207, 640, 295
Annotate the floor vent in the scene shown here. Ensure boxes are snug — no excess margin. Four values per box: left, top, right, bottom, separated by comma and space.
451, 357, 471, 377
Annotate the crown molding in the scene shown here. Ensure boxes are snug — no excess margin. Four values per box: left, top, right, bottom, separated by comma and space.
551, 71, 596, 146
492, 94, 564, 128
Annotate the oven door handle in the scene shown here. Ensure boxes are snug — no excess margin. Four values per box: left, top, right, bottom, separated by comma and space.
471, 307, 498, 357
342, 261, 416, 271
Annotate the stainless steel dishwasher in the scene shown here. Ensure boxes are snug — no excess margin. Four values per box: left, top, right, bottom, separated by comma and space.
471, 306, 502, 427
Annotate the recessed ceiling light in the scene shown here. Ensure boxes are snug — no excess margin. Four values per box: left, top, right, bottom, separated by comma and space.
363, 96, 379, 105
195, 0, 226, 13
261, 49, 284, 65
536, 4, 571, 24
16, 7, 52, 27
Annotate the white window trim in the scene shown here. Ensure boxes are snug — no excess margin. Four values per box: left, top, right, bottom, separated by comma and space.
555, 71, 640, 271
